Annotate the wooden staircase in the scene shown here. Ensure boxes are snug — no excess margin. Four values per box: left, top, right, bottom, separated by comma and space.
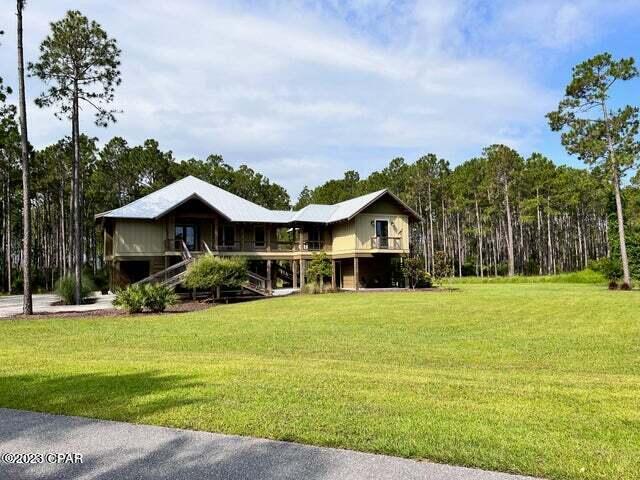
134, 240, 269, 297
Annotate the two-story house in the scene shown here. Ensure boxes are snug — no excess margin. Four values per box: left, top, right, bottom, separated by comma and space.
96, 176, 420, 294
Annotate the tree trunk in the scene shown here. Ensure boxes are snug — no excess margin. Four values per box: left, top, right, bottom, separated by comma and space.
536, 189, 542, 274
427, 182, 434, 273
612, 170, 631, 286
475, 197, 484, 278
418, 195, 428, 269
17, 1, 32, 314
6, 180, 11, 294
546, 196, 553, 275
456, 211, 462, 277
72, 83, 82, 304
60, 184, 66, 277
504, 182, 515, 276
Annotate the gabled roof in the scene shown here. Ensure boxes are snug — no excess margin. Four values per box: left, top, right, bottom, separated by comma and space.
96, 176, 420, 224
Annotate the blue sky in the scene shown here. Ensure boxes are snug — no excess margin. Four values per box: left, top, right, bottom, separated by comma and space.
1, 0, 639, 197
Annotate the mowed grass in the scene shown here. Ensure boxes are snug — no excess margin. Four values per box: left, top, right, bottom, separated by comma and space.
1, 285, 639, 480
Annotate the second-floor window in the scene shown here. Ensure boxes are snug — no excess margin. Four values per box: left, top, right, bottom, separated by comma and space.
375, 220, 389, 248
254, 225, 265, 247
219, 224, 235, 247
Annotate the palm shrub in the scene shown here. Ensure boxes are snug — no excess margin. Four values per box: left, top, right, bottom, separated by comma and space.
142, 284, 178, 312
55, 274, 96, 305
113, 284, 146, 313
184, 255, 248, 299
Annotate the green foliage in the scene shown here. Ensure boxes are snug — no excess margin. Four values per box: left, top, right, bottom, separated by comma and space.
432, 251, 453, 284
142, 284, 178, 313
29, 10, 122, 126
55, 274, 95, 305
305, 252, 332, 291
184, 255, 248, 292
606, 213, 640, 280
547, 53, 639, 172
448, 269, 606, 285
114, 283, 177, 314
113, 284, 146, 314
401, 257, 431, 289
588, 257, 623, 281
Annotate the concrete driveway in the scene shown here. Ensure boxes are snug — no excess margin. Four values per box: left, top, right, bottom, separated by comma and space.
0, 408, 541, 480
0, 294, 114, 318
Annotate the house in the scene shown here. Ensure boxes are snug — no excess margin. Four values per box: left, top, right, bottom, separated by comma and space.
96, 176, 421, 295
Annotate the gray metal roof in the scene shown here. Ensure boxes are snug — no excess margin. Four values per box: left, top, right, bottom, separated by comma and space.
96, 175, 419, 224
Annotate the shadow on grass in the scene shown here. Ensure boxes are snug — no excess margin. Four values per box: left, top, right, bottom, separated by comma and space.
0, 371, 203, 431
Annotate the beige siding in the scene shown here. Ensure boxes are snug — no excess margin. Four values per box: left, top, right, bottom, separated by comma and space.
114, 220, 165, 256
355, 213, 409, 250
331, 220, 356, 253
362, 197, 405, 215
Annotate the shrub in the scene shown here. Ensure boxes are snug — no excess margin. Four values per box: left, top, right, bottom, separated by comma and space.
588, 257, 622, 281
143, 284, 178, 312
92, 268, 110, 294
620, 282, 631, 291
416, 271, 432, 288
55, 274, 96, 305
113, 284, 146, 313
184, 255, 247, 297
433, 251, 453, 285
608, 280, 619, 290
306, 252, 332, 292
402, 257, 430, 289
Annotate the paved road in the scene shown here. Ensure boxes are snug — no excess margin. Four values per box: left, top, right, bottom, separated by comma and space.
0, 294, 114, 318
0, 409, 540, 480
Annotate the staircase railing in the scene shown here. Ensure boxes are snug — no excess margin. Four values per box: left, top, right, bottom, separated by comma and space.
245, 271, 267, 294
135, 257, 193, 286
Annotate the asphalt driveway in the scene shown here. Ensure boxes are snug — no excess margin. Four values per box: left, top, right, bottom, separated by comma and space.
0, 408, 540, 480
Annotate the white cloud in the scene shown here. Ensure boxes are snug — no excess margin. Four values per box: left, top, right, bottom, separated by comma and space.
0, 0, 638, 198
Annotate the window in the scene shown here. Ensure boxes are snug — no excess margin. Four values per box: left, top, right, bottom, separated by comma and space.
308, 228, 321, 242
219, 224, 235, 247
175, 224, 198, 251
254, 225, 265, 248
375, 220, 389, 248
307, 227, 322, 250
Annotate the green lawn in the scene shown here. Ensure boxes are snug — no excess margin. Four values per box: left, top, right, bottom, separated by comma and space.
1, 285, 638, 480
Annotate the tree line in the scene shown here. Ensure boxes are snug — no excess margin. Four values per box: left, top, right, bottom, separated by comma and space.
1, 6, 639, 315
297, 150, 614, 277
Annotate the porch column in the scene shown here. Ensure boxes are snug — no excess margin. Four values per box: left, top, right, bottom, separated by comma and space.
300, 259, 306, 291
240, 225, 244, 251
266, 224, 271, 252
354, 256, 359, 291
266, 259, 272, 294
331, 259, 336, 290
292, 259, 298, 289
214, 216, 219, 251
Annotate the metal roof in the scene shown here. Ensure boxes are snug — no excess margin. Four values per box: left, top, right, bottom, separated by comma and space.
96, 175, 419, 224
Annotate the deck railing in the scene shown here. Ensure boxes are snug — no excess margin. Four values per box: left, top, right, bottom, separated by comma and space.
370, 236, 402, 249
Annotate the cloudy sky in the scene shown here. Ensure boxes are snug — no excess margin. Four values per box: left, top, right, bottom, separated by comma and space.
1, 0, 639, 198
